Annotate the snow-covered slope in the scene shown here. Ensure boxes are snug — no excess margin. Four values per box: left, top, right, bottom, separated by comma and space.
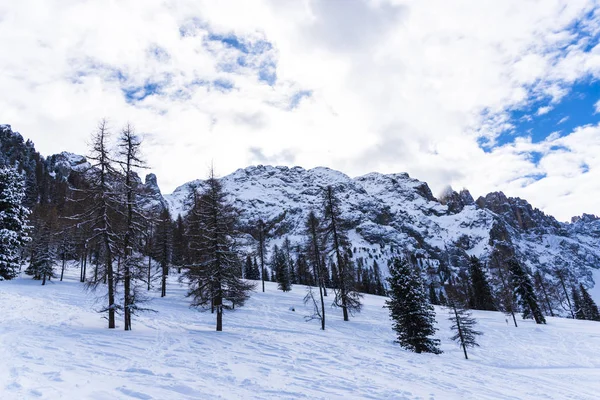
164, 165, 600, 290
1, 271, 600, 399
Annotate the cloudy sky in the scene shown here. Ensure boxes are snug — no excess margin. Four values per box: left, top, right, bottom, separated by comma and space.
1, 0, 599, 221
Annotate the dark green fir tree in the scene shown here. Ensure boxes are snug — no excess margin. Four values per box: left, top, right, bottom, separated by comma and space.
385, 257, 442, 354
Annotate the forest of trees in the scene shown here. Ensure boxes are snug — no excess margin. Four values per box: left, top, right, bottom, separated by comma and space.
0, 122, 599, 356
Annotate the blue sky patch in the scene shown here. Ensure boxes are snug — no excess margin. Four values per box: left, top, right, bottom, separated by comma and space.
213, 79, 234, 91
123, 81, 164, 103
207, 33, 272, 55
484, 78, 600, 153
289, 90, 312, 109
148, 45, 170, 62
258, 60, 277, 86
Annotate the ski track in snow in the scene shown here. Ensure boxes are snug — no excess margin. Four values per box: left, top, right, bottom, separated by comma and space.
2, 271, 600, 400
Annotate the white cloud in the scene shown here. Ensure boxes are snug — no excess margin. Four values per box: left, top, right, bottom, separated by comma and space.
558, 116, 570, 124
0, 0, 599, 221
595, 99, 600, 114
536, 106, 553, 115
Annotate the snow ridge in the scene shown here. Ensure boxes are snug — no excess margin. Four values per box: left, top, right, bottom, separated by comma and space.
163, 165, 600, 290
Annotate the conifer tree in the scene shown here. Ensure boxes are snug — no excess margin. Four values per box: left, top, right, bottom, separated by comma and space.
438, 290, 447, 306
243, 255, 253, 280
322, 185, 362, 321
282, 237, 296, 285
579, 284, 600, 321
116, 124, 149, 330
533, 270, 555, 317
385, 257, 442, 354
254, 219, 270, 292
509, 259, 546, 324
183, 183, 202, 283
468, 256, 496, 311
0, 166, 31, 280
251, 257, 261, 280
272, 245, 291, 292
491, 254, 519, 327
71, 120, 121, 328
571, 286, 585, 320
429, 282, 440, 305
305, 210, 326, 330
554, 267, 575, 319
295, 252, 312, 286
447, 296, 482, 360
330, 261, 339, 289
172, 214, 186, 273
154, 207, 172, 298
372, 260, 386, 295
183, 170, 254, 331
26, 205, 56, 284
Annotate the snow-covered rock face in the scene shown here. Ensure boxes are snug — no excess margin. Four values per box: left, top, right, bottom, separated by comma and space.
138, 173, 168, 214
41, 149, 600, 285
164, 165, 600, 284
48, 152, 91, 181
47, 153, 167, 214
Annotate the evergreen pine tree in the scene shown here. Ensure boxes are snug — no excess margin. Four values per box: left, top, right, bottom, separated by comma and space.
0, 166, 31, 280
373, 260, 386, 296
250, 218, 274, 292
509, 259, 546, 324
172, 214, 186, 273
273, 245, 291, 292
183, 169, 254, 331
579, 284, 600, 321
385, 257, 442, 354
251, 257, 261, 280
243, 255, 253, 280
429, 282, 439, 305
438, 290, 447, 306
330, 261, 339, 289
281, 237, 296, 285
571, 286, 585, 320
468, 256, 496, 311
26, 205, 57, 284
295, 252, 312, 286
154, 207, 172, 298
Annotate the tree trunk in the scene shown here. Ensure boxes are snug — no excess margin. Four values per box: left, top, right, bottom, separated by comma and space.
82, 249, 87, 282
105, 246, 115, 329
327, 188, 348, 321
124, 264, 131, 331
147, 224, 153, 291
216, 304, 223, 331
161, 264, 167, 297
60, 253, 66, 282
259, 222, 266, 293
79, 246, 86, 282
319, 282, 326, 330
558, 273, 574, 319
453, 304, 468, 359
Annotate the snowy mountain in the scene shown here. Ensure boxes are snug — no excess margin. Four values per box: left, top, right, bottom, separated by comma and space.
1, 121, 597, 299
164, 165, 600, 289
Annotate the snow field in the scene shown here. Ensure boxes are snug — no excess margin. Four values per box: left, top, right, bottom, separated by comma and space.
1, 269, 600, 400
